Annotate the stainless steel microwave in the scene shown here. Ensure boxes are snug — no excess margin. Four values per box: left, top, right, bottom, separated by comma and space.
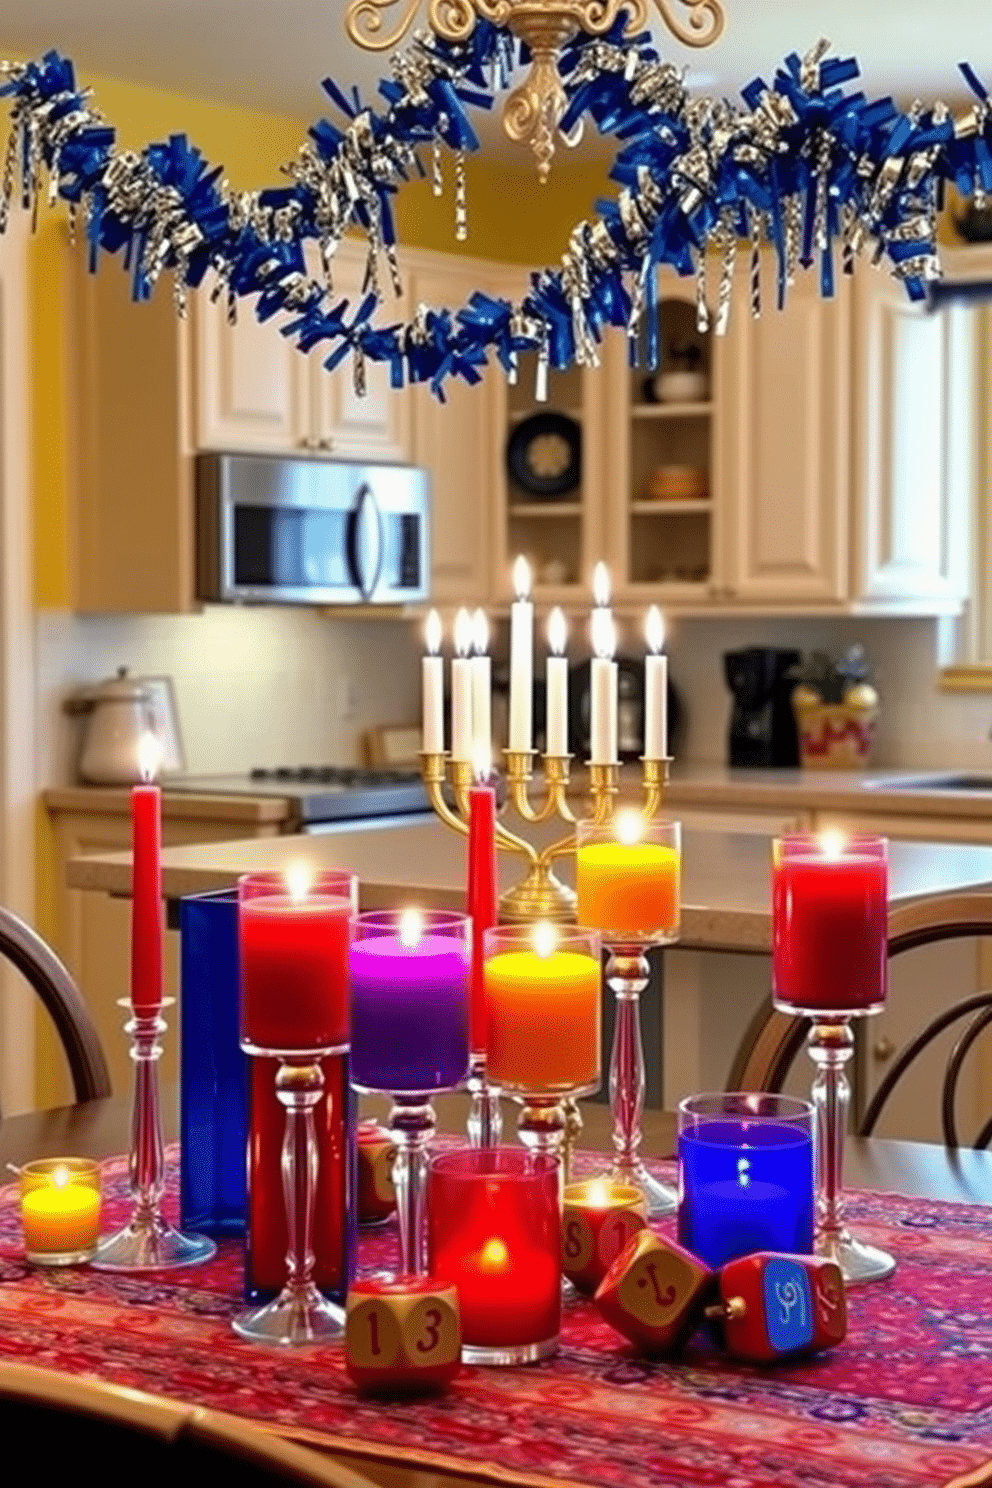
196, 453, 431, 605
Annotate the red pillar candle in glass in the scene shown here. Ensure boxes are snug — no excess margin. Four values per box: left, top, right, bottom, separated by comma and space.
772, 833, 888, 1016
239, 867, 356, 1054
428, 1148, 561, 1365
131, 734, 163, 1014
466, 757, 497, 1055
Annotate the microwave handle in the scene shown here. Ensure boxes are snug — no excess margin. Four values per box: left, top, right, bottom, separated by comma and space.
346, 484, 385, 601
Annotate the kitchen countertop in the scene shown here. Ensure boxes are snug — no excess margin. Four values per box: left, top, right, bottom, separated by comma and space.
44, 785, 292, 826
66, 820, 992, 955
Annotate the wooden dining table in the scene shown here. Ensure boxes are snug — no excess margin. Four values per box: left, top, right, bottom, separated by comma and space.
2, 1092, 991, 1488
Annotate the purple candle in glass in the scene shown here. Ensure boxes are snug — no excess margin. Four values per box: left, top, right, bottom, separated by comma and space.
350, 909, 470, 1094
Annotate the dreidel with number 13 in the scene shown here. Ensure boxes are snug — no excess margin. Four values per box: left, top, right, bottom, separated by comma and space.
706, 1253, 847, 1363
345, 1276, 461, 1393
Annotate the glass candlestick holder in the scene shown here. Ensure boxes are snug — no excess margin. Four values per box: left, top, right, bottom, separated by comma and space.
772, 833, 895, 1284
483, 922, 602, 1186
232, 868, 356, 1344
350, 908, 471, 1277
93, 999, 216, 1271
466, 1051, 502, 1150
576, 813, 681, 1218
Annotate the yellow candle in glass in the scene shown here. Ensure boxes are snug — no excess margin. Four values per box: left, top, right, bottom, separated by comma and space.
577, 813, 680, 936
484, 925, 600, 1091
21, 1161, 101, 1262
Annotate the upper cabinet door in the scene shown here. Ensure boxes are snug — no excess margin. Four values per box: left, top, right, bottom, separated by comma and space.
852, 263, 973, 606
720, 259, 850, 604
407, 252, 496, 607
195, 292, 311, 453
311, 244, 412, 463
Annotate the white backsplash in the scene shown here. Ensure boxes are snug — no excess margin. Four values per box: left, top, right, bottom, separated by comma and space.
35, 606, 992, 788
36, 606, 422, 786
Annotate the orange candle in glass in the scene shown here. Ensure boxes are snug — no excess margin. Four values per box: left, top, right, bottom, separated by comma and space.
576, 812, 681, 941
483, 923, 601, 1092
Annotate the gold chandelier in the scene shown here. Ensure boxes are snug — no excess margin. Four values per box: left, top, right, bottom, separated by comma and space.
344, 0, 725, 182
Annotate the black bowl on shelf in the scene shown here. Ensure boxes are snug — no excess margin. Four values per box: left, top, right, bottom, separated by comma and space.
506, 410, 582, 500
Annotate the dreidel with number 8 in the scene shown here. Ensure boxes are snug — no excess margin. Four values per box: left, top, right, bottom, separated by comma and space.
345, 1276, 461, 1393
594, 1229, 715, 1355
356, 1120, 396, 1224
706, 1252, 847, 1363
562, 1181, 647, 1292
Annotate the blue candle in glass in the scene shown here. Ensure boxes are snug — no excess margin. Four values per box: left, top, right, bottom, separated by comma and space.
677, 1095, 814, 1270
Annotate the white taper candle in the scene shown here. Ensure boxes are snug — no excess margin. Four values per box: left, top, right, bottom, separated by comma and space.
508, 556, 533, 753
545, 606, 569, 757
471, 607, 491, 766
644, 605, 668, 760
421, 608, 445, 754
451, 607, 474, 764
590, 607, 618, 766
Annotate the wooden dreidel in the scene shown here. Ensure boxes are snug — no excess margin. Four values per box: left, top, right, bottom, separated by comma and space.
706, 1253, 847, 1363
356, 1120, 396, 1224
562, 1180, 648, 1293
346, 1276, 461, 1394
594, 1229, 715, 1355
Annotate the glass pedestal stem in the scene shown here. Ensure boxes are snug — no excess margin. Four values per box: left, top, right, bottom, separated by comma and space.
390, 1096, 437, 1276
606, 949, 676, 1218
94, 1002, 215, 1271
466, 1053, 502, 1149
233, 1056, 346, 1343
516, 1097, 566, 1191
808, 1018, 895, 1284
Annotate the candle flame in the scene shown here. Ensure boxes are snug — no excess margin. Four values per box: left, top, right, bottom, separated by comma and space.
592, 561, 611, 609
400, 909, 423, 948
471, 608, 489, 657
285, 863, 313, 902
547, 606, 567, 657
473, 740, 492, 783
480, 1237, 509, 1269
646, 605, 665, 655
137, 731, 162, 783
590, 608, 616, 661
424, 608, 442, 656
616, 809, 644, 847
819, 828, 846, 861
533, 921, 557, 959
586, 1179, 611, 1208
454, 608, 473, 658
513, 555, 532, 601
51, 1165, 70, 1190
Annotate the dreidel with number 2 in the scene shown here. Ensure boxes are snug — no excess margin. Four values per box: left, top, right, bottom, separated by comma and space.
594, 1229, 715, 1355
345, 1276, 461, 1393
706, 1252, 847, 1363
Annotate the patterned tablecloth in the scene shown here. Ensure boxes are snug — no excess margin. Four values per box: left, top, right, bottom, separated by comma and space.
0, 1146, 990, 1488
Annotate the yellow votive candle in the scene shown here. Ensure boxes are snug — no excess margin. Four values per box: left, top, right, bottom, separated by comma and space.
485, 947, 601, 1091
576, 842, 680, 937
20, 1160, 101, 1263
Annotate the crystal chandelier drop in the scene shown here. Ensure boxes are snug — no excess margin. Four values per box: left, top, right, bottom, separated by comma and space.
344, 0, 725, 181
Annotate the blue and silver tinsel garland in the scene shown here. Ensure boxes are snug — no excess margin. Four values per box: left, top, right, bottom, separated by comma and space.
1, 23, 991, 396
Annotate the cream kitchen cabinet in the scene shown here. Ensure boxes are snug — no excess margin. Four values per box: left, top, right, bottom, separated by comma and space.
196, 240, 412, 462
717, 262, 850, 605
851, 256, 973, 609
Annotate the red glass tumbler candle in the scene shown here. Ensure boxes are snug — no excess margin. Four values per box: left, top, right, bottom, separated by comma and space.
235, 867, 357, 1345
772, 833, 894, 1285
428, 1148, 561, 1365
466, 775, 500, 1149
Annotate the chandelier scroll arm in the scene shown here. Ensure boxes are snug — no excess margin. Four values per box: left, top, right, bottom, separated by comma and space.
345, 0, 424, 51
650, 0, 725, 49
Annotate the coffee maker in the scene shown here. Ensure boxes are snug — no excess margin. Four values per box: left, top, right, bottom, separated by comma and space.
724, 648, 801, 768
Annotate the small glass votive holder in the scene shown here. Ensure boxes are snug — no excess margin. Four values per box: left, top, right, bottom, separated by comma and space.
677, 1093, 815, 1270
428, 1148, 561, 1366
20, 1158, 102, 1266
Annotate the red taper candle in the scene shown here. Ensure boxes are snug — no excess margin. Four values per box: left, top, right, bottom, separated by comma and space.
131, 733, 163, 1014
466, 769, 497, 1054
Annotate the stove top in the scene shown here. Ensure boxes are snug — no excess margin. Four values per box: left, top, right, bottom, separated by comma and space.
165, 765, 431, 828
